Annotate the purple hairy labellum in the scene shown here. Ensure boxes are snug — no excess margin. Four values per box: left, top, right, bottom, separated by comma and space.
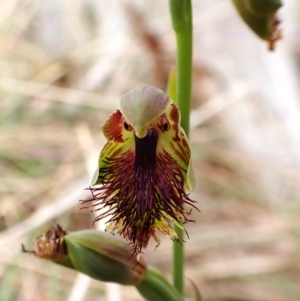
82, 85, 197, 258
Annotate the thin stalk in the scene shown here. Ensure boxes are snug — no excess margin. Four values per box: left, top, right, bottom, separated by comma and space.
136, 267, 183, 301
169, 0, 193, 296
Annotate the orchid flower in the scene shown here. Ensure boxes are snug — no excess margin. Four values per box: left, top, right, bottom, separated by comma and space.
82, 85, 197, 258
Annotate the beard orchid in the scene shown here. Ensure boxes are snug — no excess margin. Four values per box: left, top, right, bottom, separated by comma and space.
83, 86, 197, 258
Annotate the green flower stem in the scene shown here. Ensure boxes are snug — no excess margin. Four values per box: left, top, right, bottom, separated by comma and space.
169, 0, 193, 136
169, 0, 193, 295
136, 267, 183, 301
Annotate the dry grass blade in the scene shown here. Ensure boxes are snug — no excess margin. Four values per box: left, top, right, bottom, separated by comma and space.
0, 178, 89, 253
0, 77, 118, 110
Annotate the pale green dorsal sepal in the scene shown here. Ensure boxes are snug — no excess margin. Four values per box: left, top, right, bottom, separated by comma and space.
120, 86, 172, 138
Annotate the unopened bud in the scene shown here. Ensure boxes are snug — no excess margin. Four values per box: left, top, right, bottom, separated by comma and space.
22, 225, 147, 285
231, 0, 282, 50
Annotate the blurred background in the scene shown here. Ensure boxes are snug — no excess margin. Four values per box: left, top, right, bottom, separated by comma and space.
0, 0, 300, 300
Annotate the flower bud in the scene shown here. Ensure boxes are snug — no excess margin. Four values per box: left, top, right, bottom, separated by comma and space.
231, 0, 282, 50
246, 0, 282, 17
22, 225, 147, 285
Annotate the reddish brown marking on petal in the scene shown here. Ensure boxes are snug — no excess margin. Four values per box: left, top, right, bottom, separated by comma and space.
157, 114, 170, 132
178, 145, 189, 165
170, 143, 189, 165
169, 104, 180, 142
170, 104, 179, 125
182, 135, 189, 150
177, 134, 190, 162
102, 110, 124, 142
101, 143, 110, 155
101, 141, 126, 160
110, 146, 125, 158
106, 143, 118, 157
